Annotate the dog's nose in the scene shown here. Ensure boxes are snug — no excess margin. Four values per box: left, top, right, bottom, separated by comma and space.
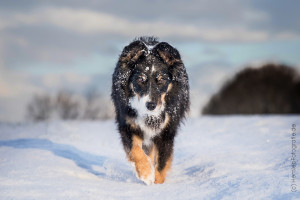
146, 102, 157, 111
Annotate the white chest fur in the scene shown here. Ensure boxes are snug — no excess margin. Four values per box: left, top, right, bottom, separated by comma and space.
129, 95, 167, 146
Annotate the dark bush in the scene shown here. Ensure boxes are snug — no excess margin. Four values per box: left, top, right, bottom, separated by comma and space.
202, 63, 300, 114
56, 91, 81, 120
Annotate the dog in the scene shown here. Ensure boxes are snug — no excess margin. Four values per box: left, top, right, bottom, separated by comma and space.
111, 36, 190, 185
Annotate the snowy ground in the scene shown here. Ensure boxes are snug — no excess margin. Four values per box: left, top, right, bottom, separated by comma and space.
0, 116, 299, 200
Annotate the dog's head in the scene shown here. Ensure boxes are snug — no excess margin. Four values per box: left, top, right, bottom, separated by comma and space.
120, 37, 182, 117
129, 54, 172, 116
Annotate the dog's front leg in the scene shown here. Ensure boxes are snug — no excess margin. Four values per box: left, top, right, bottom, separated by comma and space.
129, 135, 154, 185
154, 138, 173, 184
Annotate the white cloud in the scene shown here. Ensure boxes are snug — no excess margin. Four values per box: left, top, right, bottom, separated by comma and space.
41, 73, 91, 89
1, 7, 278, 42
0, 37, 40, 98
0, 73, 40, 98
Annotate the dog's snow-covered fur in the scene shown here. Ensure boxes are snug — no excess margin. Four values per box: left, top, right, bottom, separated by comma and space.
111, 36, 190, 185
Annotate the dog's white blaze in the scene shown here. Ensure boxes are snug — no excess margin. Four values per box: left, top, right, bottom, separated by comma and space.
147, 44, 155, 51
142, 42, 157, 55
151, 65, 156, 73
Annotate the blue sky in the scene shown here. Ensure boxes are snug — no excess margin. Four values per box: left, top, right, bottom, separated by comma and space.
14, 40, 300, 76
179, 40, 300, 68
0, 0, 300, 121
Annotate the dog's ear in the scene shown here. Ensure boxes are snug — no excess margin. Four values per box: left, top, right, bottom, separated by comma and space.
152, 42, 182, 66
119, 41, 147, 68
153, 42, 188, 86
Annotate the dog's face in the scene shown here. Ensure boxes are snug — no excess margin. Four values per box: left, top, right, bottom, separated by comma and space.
129, 55, 171, 117
117, 38, 184, 119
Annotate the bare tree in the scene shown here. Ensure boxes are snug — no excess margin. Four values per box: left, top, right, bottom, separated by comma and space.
83, 89, 102, 120
56, 90, 80, 120
83, 88, 114, 120
27, 94, 53, 121
26, 89, 114, 121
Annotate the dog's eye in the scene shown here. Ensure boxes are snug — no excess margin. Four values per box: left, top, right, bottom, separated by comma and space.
137, 76, 146, 84
157, 76, 167, 84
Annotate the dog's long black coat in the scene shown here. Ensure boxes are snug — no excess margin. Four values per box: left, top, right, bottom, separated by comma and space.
111, 37, 189, 174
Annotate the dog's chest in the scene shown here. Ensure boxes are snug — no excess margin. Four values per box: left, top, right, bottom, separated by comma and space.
135, 116, 162, 146
129, 95, 167, 146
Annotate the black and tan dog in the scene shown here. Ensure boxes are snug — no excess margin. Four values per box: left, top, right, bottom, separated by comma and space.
111, 36, 190, 185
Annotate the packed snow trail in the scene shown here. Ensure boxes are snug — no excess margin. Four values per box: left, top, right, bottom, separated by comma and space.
0, 116, 299, 199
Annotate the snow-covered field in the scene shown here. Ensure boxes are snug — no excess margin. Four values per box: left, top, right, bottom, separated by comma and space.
0, 116, 299, 200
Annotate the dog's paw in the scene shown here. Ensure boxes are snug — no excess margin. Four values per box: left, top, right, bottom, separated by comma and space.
139, 170, 155, 185
154, 170, 165, 184
134, 156, 155, 185
130, 161, 135, 168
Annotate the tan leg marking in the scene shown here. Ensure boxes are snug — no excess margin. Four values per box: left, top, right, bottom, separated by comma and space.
130, 135, 154, 184
155, 154, 173, 184
148, 145, 157, 166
